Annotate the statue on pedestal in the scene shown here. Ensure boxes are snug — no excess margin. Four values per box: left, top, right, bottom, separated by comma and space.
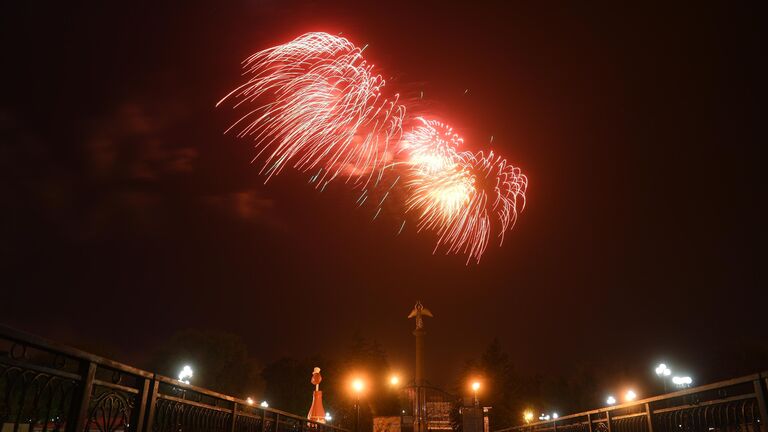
307, 367, 326, 423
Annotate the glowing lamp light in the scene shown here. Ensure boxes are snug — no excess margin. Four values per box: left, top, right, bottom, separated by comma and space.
606, 396, 617, 405
260, 401, 269, 408
523, 411, 534, 423
352, 379, 365, 393
325, 413, 332, 422
390, 376, 400, 386
246, 398, 254, 405
672, 376, 693, 386
471, 381, 481, 391
655, 363, 672, 377
178, 365, 193, 384
625, 390, 637, 402
552, 413, 559, 419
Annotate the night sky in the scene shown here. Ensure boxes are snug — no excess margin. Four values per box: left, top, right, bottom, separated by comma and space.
2, 1, 764, 397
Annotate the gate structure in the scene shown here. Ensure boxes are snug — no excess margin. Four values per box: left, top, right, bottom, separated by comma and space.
0, 324, 348, 432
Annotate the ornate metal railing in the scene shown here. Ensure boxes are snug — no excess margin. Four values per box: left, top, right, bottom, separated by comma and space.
0, 324, 348, 432
494, 371, 768, 432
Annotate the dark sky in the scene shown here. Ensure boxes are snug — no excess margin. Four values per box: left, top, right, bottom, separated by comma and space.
2, 0, 764, 399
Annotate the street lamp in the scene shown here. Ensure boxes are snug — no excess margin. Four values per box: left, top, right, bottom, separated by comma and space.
523, 411, 534, 424
390, 375, 400, 386
672, 376, 693, 388
260, 401, 269, 408
352, 379, 365, 432
625, 390, 637, 402
246, 397, 254, 406
178, 365, 193, 384
471, 381, 481, 406
552, 413, 559, 419
325, 413, 333, 422
655, 363, 672, 392
606, 396, 617, 405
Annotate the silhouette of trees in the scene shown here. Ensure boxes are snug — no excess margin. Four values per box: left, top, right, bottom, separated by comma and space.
149, 329, 263, 397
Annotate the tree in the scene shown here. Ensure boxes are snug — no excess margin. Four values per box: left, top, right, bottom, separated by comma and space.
458, 339, 532, 430
149, 329, 262, 397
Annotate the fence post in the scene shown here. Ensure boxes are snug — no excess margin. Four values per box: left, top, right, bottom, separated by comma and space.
130, 376, 151, 432
230, 401, 238, 432
261, 410, 267, 432
605, 411, 612, 432
275, 413, 281, 432
68, 361, 96, 432
144, 377, 160, 431
586, 413, 593, 432
754, 377, 768, 428
644, 403, 654, 432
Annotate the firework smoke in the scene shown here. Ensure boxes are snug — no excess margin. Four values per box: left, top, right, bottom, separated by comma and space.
219, 32, 528, 263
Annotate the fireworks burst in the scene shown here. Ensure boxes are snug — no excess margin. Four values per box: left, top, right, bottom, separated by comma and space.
217, 32, 404, 186
400, 119, 527, 263
219, 32, 528, 263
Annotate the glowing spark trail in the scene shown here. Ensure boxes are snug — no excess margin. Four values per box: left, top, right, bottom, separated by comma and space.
217, 32, 404, 186
400, 119, 527, 263
219, 32, 528, 263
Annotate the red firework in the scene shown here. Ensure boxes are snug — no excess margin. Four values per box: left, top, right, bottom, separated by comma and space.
400, 119, 527, 263
219, 33, 528, 263
217, 32, 404, 186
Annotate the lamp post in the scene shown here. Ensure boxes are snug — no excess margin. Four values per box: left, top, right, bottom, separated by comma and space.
655, 363, 672, 393
352, 379, 365, 432
177, 365, 193, 400
606, 396, 616, 406
471, 381, 481, 406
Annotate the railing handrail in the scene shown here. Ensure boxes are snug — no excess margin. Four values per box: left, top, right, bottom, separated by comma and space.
0, 322, 153, 378
494, 370, 768, 432
152, 373, 331, 423
1, 322, 349, 431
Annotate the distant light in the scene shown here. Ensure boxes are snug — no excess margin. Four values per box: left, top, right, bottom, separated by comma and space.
606, 396, 617, 405
352, 378, 365, 393
656, 363, 672, 377
246, 398, 254, 405
523, 411, 534, 423
472, 381, 481, 391
390, 376, 400, 386
672, 376, 693, 386
178, 365, 193, 384
552, 413, 559, 419
260, 401, 269, 408
325, 413, 332, 421
625, 390, 637, 402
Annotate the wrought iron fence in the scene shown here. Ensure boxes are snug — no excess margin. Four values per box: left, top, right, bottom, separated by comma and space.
0, 324, 348, 432
494, 372, 768, 432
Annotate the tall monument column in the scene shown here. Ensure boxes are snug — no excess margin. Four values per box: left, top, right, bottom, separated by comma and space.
408, 301, 433, 432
